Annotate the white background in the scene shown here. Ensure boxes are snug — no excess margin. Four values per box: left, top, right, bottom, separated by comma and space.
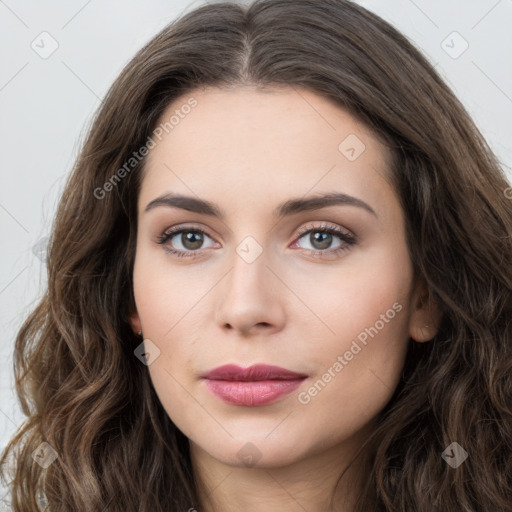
1, 0, 511, 502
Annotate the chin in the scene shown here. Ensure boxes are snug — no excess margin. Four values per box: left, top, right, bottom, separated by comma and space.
195, 436, 307, 469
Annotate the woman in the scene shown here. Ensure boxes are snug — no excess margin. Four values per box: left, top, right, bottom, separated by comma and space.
1, 0, 511, 510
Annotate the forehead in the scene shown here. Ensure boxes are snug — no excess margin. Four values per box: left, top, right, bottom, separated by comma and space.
140, 85, 394, 219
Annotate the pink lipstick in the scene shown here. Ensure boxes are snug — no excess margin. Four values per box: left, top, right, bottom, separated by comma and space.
202, 364, 307, 406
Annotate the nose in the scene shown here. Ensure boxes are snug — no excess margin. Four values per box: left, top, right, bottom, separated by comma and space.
215, 244, 286, 336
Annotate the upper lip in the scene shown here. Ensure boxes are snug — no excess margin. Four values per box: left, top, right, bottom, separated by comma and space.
202, 364, 308, 381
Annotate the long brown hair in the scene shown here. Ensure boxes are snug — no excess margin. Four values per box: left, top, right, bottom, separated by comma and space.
2, 1, 511, 510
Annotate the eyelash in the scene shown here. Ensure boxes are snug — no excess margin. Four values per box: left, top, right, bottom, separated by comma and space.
155, 222, 357, 260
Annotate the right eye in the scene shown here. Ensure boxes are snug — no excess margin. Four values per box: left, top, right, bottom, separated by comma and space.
156, 226, 218, 258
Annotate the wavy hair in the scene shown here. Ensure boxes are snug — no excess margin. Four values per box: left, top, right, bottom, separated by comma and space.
2, 0, 511, 510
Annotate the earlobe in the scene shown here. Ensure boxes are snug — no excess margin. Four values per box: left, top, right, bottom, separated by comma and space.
410, 320, 435, 342
128, 309, 142, 336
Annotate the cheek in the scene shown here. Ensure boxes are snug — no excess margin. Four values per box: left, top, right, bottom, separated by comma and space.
294, 246, 413, 430
132, 245, 207, 340
292, 334, 411, 456
132, 256, 205, 434
298, 313, 409, 447
132, 250, 217, 424
290, 238, 413, 349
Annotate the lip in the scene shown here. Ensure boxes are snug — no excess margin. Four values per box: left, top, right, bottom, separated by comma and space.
202, 364, 307, 381
202, 364, 308, 406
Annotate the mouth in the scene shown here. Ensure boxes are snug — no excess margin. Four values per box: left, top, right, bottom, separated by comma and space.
202, 364, 308, 406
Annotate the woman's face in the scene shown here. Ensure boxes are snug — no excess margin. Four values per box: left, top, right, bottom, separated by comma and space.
131, 85, 434, 470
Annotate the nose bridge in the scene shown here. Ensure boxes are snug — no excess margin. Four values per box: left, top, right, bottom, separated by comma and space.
228, 233, 270, 298
215, 231, 285, 333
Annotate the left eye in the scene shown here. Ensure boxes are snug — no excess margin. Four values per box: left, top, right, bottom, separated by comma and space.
290, 224, 357, 259
294, 227, 354, 252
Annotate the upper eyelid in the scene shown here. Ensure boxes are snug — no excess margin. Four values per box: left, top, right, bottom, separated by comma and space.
161, 224, 214, 240
295, 222, 354, 238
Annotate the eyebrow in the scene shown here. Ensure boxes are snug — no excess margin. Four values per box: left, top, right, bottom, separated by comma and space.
144, 191, 377, 218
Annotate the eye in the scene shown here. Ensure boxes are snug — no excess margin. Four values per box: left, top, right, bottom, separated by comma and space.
292, 223, 356, 258
156, 226, 217, 258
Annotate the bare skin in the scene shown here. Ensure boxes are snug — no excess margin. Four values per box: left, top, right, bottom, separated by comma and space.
130, 85, 440, 511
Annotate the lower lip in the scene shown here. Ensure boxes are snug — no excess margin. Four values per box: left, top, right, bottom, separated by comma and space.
204, 378, 305, 406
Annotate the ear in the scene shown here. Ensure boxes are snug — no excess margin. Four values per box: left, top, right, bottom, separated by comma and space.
408, 277, 442, 343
